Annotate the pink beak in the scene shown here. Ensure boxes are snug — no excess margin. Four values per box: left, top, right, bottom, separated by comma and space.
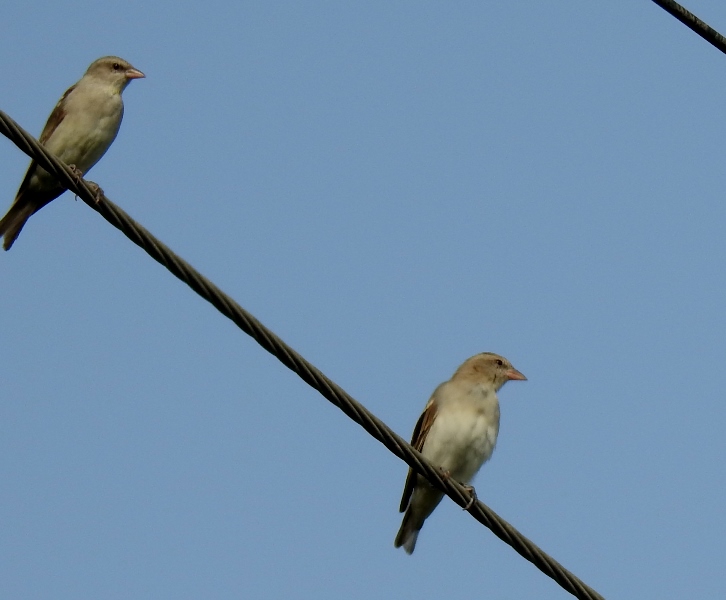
125, 68, 145, 80
506, 367, 527, 381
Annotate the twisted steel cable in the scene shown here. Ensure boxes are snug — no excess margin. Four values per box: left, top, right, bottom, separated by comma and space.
0, 108, 604, 600
650, 0, 726, 54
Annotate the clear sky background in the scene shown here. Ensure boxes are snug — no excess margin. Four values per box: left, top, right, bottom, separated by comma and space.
1, 2, 725, 598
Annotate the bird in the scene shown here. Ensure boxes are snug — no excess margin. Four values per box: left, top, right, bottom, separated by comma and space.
394, 352, 526, 554
0, 56, 145, 250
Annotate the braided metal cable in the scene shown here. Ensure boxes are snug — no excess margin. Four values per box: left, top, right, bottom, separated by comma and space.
0, 108, 605, 600
650, 0, 726, 54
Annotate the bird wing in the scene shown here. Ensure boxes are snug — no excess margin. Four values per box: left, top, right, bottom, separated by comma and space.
39, 84, 74, 144
12, 85, 75, 205
399, 394, 438, 512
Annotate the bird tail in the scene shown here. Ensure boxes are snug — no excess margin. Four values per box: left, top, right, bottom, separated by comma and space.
0, 200, 36, 251
394, 511, 421, 555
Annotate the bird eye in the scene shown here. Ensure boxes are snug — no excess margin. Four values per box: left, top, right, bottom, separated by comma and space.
112, 62, 121, 70
496, 359, 503, 366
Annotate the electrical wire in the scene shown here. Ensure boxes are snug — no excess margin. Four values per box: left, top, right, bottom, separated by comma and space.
0, 108, 605, 599
650, 0, 726, 54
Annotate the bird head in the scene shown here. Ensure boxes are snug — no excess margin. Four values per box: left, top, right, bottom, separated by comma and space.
85, 56, 145, 91
454, 352, 526, 391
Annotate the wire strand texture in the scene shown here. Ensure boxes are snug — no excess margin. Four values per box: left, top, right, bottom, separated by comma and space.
650, 0, 726, 54
0, 110, 604, 600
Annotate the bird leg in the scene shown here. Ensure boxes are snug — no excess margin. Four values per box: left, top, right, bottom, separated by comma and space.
461, 484, 477, 510
68, 164, 84, 201
86, 181, 105, 204
67, 164, 84, 183
438, 468, 477, 509
66, 165, 103, 203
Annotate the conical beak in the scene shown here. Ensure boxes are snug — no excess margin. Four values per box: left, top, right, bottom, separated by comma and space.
506, 367, 527, 381
125, 67, 145, 80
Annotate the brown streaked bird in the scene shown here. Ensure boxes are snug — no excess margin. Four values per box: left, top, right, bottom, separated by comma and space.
0, 56, 144, 250
394, 352, 526, 554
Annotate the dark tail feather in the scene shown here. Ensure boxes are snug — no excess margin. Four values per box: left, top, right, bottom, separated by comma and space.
394, 510, 421, 555
0, 201, 35, 250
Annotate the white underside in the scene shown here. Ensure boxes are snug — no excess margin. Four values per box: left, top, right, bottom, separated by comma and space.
422, 400, 499, 484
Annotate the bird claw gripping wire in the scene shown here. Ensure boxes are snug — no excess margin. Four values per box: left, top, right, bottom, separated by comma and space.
66, 165, 103, 203
461, 484, 477, 510
86, 181, 105, 204
438, 468, 476, 509
68, 163, 84, 183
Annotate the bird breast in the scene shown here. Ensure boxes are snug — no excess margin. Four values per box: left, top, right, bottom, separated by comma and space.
46, 85, 124, 173
422, 394, 500, 484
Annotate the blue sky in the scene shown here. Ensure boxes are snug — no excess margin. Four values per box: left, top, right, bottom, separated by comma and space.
1, 2, 725, 598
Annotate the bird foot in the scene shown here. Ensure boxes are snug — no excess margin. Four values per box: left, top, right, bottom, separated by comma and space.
68, 164, 84, 183
68, 164, 86, 202
86, 181, 104, 204
461, 484, 477, 510
438, 469, 477, 509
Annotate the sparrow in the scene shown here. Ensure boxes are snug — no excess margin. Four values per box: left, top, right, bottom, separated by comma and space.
0, 56, 144, 250
394, 352, 526, 554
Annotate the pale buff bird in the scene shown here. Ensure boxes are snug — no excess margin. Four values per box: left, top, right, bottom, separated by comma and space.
394, 352, 526, 554
0, 56, 144, 250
